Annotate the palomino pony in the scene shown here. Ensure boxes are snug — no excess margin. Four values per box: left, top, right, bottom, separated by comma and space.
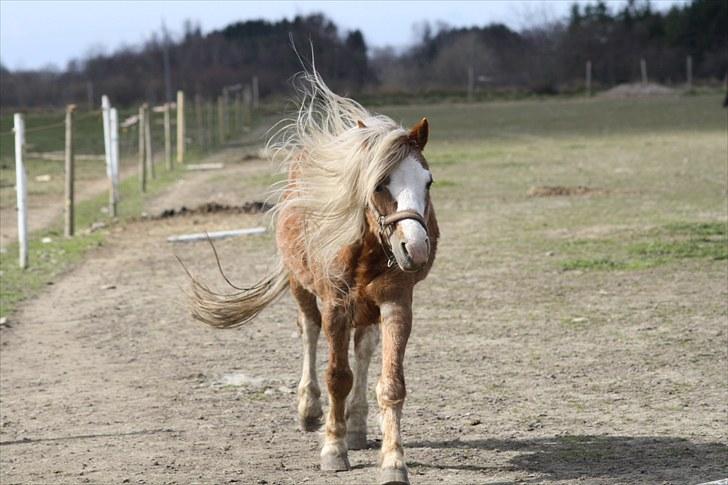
188, 71, 439, 485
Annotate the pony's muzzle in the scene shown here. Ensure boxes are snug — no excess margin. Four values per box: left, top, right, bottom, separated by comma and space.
389, 224, 430, 272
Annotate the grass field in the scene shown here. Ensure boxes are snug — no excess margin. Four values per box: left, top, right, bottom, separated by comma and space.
380, 95, 726, 275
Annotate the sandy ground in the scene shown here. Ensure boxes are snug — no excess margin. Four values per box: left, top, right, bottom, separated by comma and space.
0, 150, 726, 485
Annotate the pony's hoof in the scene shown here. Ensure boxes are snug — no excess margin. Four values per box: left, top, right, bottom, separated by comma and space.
299, 416, 322, 432
379, 467, 409, 485
320, 453, 351, 472
346, 431, 368, 450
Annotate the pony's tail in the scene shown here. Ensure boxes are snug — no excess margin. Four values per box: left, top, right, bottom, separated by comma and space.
185, 259, 289, 329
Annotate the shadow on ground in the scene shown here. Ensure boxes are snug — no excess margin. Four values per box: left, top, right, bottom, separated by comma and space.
408, 434, 727, 483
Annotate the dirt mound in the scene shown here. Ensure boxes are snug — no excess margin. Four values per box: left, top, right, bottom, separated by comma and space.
600, 82, 676, 98
154, 201, 273, 219
527, 185, 609, 197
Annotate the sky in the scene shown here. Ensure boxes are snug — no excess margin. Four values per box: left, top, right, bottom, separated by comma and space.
0, 0, 687, 70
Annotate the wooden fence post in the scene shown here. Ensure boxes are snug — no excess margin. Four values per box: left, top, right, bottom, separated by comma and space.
467, 66, 475, 102
176, 90, 185, 164
164, 102, 172, 170
640, 58, 648, 85
138, 105, 146, 192
243, 85, 252, 128
217, 95, 225, 144
145, 105, 154, 179
252, 76, 259, 109
235, 92, 242, 134
64, 105, 75, 236
14, 113, 27, 269
206, 101, 215, 148
109, 107, 119, 216
195, 94, 205, 153
586, 60, 592, 97
686, 55, 693, 90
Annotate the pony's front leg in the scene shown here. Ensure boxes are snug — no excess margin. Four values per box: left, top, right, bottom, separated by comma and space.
377, 299, 412, 485
320, 303, 353, 471
346, 324, 380, 449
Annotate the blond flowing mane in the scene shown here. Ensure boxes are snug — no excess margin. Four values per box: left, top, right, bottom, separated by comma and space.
268, 70, 412, 278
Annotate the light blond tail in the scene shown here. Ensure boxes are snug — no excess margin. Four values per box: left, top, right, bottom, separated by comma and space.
188, 261, 289, 329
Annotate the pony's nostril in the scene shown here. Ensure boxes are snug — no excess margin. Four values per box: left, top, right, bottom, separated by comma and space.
400, 241, 409, 258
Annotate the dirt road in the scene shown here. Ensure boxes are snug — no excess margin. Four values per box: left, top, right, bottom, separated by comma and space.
1, 150, 726, 485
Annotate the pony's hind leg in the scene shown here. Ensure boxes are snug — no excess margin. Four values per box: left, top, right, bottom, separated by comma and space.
346, 324, 379, 450
320, 302, 353, 471
291, 279, 324, 432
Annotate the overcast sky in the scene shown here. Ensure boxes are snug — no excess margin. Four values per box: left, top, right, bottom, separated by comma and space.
1, 0, 686, 70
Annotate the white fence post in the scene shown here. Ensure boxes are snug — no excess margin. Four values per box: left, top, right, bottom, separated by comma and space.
101, 95, 115, 216
14, 113, 28, 269
176, 90, 185, 164
110, 108, 120, 214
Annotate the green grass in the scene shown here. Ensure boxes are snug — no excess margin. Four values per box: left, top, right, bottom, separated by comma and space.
559, 222, 727, 271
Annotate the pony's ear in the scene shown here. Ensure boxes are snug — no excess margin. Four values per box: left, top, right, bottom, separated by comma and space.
409, 117, 428, 149
357, 120, 367, 128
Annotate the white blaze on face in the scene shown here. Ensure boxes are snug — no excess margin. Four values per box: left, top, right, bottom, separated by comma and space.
386, 155, 431, 253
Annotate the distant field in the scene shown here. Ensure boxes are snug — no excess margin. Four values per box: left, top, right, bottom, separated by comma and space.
378, 95, 726, 272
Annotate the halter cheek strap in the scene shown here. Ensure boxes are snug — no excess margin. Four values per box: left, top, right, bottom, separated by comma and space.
371, 208, 429, 268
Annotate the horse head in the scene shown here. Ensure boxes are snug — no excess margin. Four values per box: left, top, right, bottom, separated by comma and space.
368, 118, 433, 272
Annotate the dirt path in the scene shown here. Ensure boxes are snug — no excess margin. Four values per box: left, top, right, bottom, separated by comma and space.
0, 164, 137, 250
1, 150, 726, 484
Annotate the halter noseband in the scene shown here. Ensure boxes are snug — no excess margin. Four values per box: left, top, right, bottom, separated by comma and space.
371, 207, 429, 268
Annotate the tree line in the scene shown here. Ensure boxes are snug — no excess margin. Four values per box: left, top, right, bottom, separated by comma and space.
1, 0, 725, 109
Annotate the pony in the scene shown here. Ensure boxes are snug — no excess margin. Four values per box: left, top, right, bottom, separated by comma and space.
187, 70, 439, 485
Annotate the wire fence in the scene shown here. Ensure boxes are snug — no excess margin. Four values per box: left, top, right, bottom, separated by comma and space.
1, 83, 263, 268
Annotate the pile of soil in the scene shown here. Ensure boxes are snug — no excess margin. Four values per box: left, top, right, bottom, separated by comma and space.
154, 201, 273, 219
600, 82, 676, 98
527, 185, 609, 197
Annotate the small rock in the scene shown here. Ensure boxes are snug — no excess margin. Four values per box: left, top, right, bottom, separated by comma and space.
571, 317, 588, 324
41, 237, 53, 244
545, 251, 555, 257
90, 222, 106, 232
35, 174, 51, 182
101, 284, 116, 290
470, 419, 482, 426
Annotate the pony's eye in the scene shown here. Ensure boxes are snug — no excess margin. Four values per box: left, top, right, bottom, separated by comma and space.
375, 184, 384, 193
426, 179, 434, 190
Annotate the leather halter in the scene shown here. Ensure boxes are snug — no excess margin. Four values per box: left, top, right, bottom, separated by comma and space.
371, 207, 429, 268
